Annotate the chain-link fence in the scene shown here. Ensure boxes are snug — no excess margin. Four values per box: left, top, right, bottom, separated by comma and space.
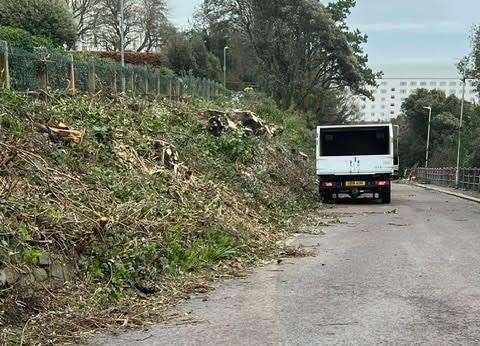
415, 167, 480, 192
0, 40, 227, 99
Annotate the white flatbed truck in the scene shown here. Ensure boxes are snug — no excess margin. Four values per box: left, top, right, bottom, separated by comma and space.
316, 124, 396, 204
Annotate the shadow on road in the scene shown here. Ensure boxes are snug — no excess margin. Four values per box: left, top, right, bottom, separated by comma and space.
324, 196, 383, 205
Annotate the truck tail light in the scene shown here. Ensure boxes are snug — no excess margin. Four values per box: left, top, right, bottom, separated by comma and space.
321, 182, 336, 187
374, 180, 390, 187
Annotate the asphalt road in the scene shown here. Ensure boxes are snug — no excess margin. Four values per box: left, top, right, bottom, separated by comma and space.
96, 183, 480, 345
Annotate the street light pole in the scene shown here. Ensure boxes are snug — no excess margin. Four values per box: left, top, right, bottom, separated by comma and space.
455, 78, 466, 187
423, 106, 432, 168
119, 0, 126, 93
223, 46, 229, 89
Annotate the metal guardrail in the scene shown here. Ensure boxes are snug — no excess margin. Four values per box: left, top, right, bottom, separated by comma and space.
415, 167, 480, 191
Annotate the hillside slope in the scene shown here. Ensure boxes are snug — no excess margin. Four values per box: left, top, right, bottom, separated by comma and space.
0, 91, 317, 344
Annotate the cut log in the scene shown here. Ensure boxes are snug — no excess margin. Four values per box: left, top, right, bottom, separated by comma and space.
208, 113, 237, 137
231, 110, 265, 135
36, 123, 83, 143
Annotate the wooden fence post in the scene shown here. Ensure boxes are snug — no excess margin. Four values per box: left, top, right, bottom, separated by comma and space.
112, 70, 118, 95
178, 79, 182, 99
192, 78, 198, 97
35, 48, 48, 91
67, 54, 75, 95
0, 40, 11, 90
129, 72, 135, 94
199, 79, 203, 98
88, 62, 96, 93
144, 73, 149, 95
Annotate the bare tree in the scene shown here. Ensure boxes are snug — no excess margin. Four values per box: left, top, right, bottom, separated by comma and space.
66, 0, 100, 43
66, 0, 170, 51
135, 0, 169, 52
92, 0, 141, 50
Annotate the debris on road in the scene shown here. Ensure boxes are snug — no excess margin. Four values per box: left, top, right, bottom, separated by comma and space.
384, 209, 398, 214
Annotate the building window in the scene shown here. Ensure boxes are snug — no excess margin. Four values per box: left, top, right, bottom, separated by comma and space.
420, 81, 427, 86
440, 81, 447, 86
390, 111, 395, 115
410, 82, 417, 86
381, 97, 386, 101
371, 105, 376, 109
390, 103, 395, 107
381, 81, 388, 86
449, 81, 457, 86
381, 105, 386, 109
430, 81, 437, 86
381, 89, 387, 94
391, 88, 396, 92
400, 82, 407, 86
400, 89, 407, 94
391, 95, 395, 99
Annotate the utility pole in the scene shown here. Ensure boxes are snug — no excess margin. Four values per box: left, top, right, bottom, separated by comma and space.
119, 0, 126, 93
455, 78, 466, 187
223, 46, 229, 89
423, 106, 432, 168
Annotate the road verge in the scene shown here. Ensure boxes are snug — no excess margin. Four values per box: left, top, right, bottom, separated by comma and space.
410, 183, 480, 204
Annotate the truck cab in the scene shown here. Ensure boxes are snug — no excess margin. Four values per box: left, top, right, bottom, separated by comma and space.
316, 124, 395, 204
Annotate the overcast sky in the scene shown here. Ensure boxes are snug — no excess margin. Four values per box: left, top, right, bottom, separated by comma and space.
169, 0, 479, 73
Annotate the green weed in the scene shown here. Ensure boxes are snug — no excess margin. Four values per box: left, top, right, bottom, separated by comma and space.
22, 248, 43, 265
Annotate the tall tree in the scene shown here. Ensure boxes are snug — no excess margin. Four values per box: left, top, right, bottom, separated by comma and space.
467, 25, 480, 94
66, 0, 100, 44
197, 0, 378, 108
67, 0, 170, 51
395, 89, 474, 170
135, 0, 170, 52
93, 0, 141, 50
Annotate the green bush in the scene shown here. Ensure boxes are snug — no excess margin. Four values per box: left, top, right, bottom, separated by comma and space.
210, 133, 256, 164
0, 26, 55, 51
0, 0, 76, 47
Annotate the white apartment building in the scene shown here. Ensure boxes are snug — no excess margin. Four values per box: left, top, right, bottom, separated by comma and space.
358, 78, 479, 122
356, 65, 479, 122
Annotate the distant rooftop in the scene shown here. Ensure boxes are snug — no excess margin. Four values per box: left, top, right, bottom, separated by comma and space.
372, 63, 459, 79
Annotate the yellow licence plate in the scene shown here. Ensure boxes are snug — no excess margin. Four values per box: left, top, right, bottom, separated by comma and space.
346, 181, 366, 187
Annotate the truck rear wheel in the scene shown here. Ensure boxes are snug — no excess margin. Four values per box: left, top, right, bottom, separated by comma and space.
381, 189, 391, 204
